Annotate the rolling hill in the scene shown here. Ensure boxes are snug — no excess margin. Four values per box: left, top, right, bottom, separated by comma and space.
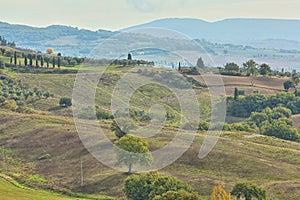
0, 62, 299, 199
3, 18, 300, 68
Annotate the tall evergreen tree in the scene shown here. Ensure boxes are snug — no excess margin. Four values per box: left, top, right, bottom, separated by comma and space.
24, 56, 28, 66
14, 51, 17, 65
127, 53, 132, 60
52, 57, 55, 68
35, 56, 38, 67
58, 56, 61, 68
40, 56, 44, 67
29, 55, 33, 66
234, 88, 239, 101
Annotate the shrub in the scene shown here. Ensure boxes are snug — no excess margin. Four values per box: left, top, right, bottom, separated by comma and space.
59, 97, 72, 107
198, 121, 209, 131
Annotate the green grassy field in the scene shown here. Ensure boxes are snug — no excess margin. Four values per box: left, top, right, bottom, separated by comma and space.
0, 175, 112, 200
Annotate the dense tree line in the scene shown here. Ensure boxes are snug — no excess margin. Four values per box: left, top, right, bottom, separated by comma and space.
0, 36, 16, 47
227, 91, 300, 118
219, 59, 294, 77
248, 106, 299, 141
2, 51, 84, 68
124, 172, 201, 200
124, 172, 266, 200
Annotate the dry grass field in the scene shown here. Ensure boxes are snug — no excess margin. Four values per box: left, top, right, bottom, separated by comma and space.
189, 74, 291, 95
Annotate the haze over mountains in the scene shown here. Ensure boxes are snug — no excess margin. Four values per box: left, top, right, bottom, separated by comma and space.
123, 18, 300, 45
1, 18, 300, 68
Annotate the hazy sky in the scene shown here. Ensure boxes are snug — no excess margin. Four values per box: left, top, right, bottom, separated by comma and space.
1, 0, 300, 30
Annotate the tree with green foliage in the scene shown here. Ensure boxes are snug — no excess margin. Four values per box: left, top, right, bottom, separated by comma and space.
234, 88, 239, 101
40, 56, 44, 67
231, 182, 266, 200
14, 51, 17, 65
29, 55, 33, 66
149, 176, 193, 199
124, 172, 197, 200
153, 190, 202, 200
128, 53, 132, 60
261, 118, 299, 141
24, 56, 28, 66
224, 62, 239, 71
228, 94, 268, 117
57, 53, 61, 68
114, 134, 152, 173
124, 172, 159, 200
59, 97, 72, 107
259, 63, 271, 76
283, 80, 294, 91
292, 73, 300, 86
111, 118, 136, 138
52, 57, 55, 68
44, 57, 49, 68
35, 56, 38, 67
243, 60, 258, 76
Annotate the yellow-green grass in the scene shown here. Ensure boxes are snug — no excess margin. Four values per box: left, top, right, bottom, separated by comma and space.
0, 175, 107, 200
0, 110, 299, 199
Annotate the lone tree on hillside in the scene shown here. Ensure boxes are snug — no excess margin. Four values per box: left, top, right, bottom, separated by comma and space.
114, 134, 152, 173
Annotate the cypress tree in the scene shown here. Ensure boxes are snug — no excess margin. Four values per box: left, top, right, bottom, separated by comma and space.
35, 57, 38, 67
24, 56, 28, 66
58, 56, 61, 68
14, 51, 17, 65
234, 88, 239, 101
52, 57, 55, 68
41, 56, 44, 67
127, 53, 132, 60
29, 55, 33, 66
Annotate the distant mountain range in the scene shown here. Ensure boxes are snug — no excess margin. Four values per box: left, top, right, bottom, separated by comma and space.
122, 18, 300, 46
0, 21, 115, 56
1, 18, 300, 68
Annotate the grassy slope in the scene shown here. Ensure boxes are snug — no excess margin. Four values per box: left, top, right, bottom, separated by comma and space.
0, 176, 89, 200
0, 67, 300, 199
189, 74, 291, 95
0, 110, 299, 199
